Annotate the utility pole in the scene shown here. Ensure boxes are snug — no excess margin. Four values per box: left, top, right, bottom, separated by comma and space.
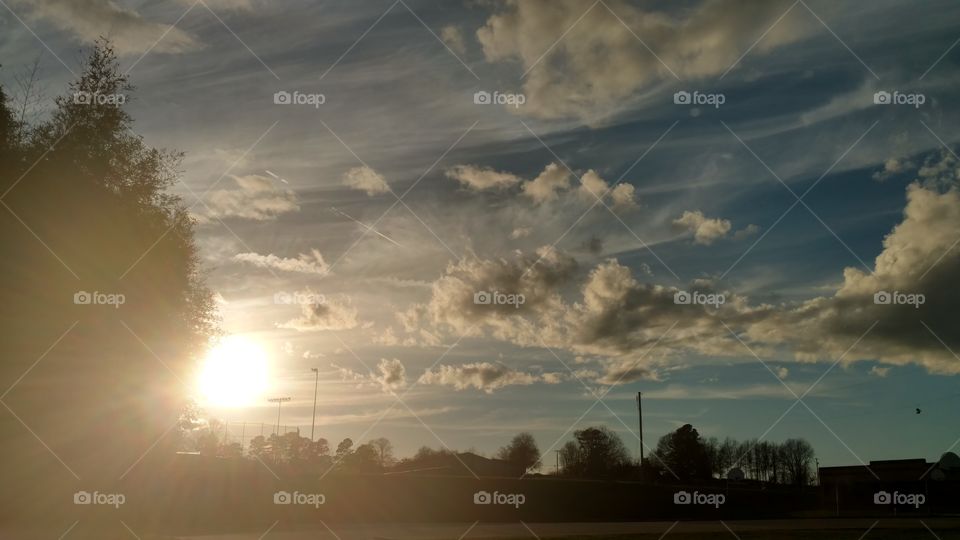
268, 397, 291, 436
637, 392, 644, 468
555, 450, 561, 474
310, 367, 320, 441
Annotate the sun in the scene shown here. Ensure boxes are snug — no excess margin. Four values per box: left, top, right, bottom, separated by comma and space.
197, 335, 270, 408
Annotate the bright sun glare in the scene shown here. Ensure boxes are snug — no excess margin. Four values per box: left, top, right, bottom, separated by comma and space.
197, 335, 270, 408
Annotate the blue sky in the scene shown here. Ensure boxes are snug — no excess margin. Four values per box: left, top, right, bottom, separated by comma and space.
3, 0, 959, 469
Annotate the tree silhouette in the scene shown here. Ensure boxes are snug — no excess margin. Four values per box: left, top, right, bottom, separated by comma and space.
369, 437, 396, 468
0, 39, 215, 493
497, 432, 541, 473
652, 424, 712, 482
560, 426, 631, 478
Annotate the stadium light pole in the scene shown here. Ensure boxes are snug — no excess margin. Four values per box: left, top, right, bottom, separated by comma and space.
268, 397, 291, 436
310, 368, 320, 441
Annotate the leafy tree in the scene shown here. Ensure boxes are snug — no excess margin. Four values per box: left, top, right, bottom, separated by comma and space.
0, 39, 216, 484
219, 442, 243, 458
335, 438, 354, 460
342, 443, 381, 473
249, 436, 267, 459
560, 426, 631, 478
497, 432, 541, 472
653, 424, 712, 481
369, 437, 396, 468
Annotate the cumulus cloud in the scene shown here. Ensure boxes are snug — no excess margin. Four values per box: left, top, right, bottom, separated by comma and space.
446, 165, 521, 191
733, 224, 761, 241
440, 25, 467, 55
18, 0, 200, 55
522, 163, 571, 203
869, 365, 890, 377
510, 227, 533, 239
278, 294, 362, 331
343, 166, 390, 196
419, 362, 562, 393
578, 170, 636, 208
477, 0, 811, 120
395, 172, 960, 382
233, 249, 330, 275
374, 358, 406, 392
412, 245, 577, 342
673, 210, 733, 245
199, 175, 299, 222
333, 358, 407, 393
873, 157, 915, 182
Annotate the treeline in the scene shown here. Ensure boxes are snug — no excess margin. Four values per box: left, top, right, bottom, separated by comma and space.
184, 415, 815, 486
558, 424, 815, 486
181, 416, 542, 475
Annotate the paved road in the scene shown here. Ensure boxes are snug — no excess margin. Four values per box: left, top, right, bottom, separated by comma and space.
4, 518, 959, 539
180, 518, 960, 540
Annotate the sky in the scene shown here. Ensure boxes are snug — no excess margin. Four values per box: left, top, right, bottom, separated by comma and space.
2, 0, 959, 469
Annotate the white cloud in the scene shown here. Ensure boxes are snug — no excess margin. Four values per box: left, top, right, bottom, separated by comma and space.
733, 224, 761, 240
278, 294, 362, 331
419, 362, 562, 393
522, 163, 571, 203
510, 227, 533, 239
446, 165, 521, 190
476, 0, 812, 120
869, 366, 891, 377
233, 249, 330, 275
18, 0, 200, 55
374, 358, 406, 392
440, 25, 467, 55
673, 210, 732, 245
578, 169, 636, 208
343, 166, 390, 196
199, 175, 299, 222
332, 358, 407, 393
393, 174, 960, 382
